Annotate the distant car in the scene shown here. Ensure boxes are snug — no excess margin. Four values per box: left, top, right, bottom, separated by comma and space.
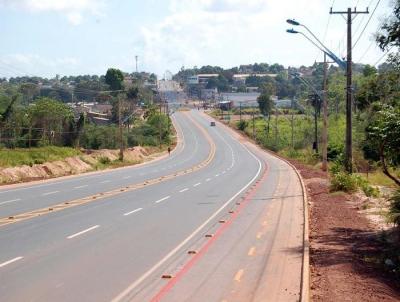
210, 121, 216, 126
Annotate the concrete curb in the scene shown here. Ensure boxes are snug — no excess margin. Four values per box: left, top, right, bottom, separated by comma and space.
207, 114, 310, 302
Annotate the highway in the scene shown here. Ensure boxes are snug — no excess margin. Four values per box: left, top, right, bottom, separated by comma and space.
0, 110, 304, 302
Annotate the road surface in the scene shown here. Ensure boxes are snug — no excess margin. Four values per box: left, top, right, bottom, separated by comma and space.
0, 110, 304, 302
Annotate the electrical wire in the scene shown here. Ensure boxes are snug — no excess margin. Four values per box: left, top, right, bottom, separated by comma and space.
373, 45, 394, 66
353, 0, 381, 49
356, 39, 376, 62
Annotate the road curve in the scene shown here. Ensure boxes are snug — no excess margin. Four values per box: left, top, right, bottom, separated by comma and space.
0, 110, 304, 302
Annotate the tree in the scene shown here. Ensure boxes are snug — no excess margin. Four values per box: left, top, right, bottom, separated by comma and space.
19, 83, 39, 104
28, 98, 74, 145
362, 64, 377, 77
365, 106, 400, 185
105, 68, 124, 91
376, 0, 400, 50
257, 82, 276, 135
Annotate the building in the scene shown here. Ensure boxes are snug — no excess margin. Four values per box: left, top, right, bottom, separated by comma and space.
232, 73, 278, 86
200, 88, 217, 100
219, 92, 260, 107
187, 74, 219, 85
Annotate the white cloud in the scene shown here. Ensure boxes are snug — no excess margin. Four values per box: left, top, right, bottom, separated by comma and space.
0, 54, 80, 77
139, 0, 391, 76
0, 0, 105, 25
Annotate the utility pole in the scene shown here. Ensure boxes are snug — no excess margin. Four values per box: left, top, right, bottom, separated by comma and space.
330, 7, 369, 173
291, 98, 294, 149
252, 109, 255, 140
320, 53, 334, 171
135, 55, 138, 73
118, 94, 124, 161
159, 102, 162, 150
239, 102, 242, 122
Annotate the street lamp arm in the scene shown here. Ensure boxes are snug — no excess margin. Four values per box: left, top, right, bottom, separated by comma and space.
290, 30, 347, 70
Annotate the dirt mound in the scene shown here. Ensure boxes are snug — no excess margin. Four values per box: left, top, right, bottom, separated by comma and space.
0, 146, 163, 185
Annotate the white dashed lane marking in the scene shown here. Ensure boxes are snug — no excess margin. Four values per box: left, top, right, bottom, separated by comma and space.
123, 208, 143, 216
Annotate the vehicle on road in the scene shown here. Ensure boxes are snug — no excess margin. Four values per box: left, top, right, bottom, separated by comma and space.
210, 121, 216, 126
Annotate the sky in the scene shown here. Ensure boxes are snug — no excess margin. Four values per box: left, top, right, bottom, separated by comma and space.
0, 0, 395, 78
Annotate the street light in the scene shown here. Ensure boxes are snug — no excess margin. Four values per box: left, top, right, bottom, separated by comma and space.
286, 19, 345, 69
286, 20, 339, 172
286, 27, 346, 70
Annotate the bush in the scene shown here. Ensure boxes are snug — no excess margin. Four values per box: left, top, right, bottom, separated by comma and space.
330, 172, 358, 192
236, 120, 248, 131
327, 143, 343, 161
98, 156, 111, 165
354, 175, 380, 197
388, 189, 400, 226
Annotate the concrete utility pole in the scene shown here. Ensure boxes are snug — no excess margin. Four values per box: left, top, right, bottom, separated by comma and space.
321, 53, 333, 171
118, 94, 124, 161
159, 102, 162, 150
330, 7, 369, 173
135, 55, 138, 73
239, 102, 242, 122
252, 109, 255, 140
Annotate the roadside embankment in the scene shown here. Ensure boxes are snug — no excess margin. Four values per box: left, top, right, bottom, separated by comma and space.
0, 146, 172, 185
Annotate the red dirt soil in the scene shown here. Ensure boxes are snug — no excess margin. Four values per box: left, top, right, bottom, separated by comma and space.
288, 160, 400, 302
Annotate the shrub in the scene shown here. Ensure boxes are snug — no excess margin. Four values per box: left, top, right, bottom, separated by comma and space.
236, 120, 248, 131
98, 156, 111, 165
354, 175, 380, 197
330, 172, 358, 192
388, 189, 400, 226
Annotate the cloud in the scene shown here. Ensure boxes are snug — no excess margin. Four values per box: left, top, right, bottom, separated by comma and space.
0, 53, 80, 77
139, 0, 327, 75
0, 0, 106, 25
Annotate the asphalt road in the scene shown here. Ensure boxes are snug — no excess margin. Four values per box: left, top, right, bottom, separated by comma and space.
0, 110, 304, 302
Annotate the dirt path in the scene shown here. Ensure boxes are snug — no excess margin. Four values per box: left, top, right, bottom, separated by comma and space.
288, 160, 400, 302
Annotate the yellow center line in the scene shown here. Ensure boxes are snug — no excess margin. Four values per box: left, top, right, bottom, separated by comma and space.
248, 247, 256, 256
256, 232, 263, 239
0, 112, 216, 228
234, 269, 244, 282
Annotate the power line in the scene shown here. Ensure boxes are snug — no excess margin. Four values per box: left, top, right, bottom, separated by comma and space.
353, 0, 381, 49
356, 39, 375, 62
373, 46, 394, 66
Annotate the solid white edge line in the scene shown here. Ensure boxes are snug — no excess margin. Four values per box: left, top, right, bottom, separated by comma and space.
0, 256, 23, 268
67, 225, 100, 239
100, 180, 111, 184
124, 208, 143, 216
0, 198, 21, 206
111, 141, 263, 302
154, 196, 171, 204
179, 188, 189, 193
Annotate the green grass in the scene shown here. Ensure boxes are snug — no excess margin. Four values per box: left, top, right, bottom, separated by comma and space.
357, 171, 400, 188
0, 146, 81, 167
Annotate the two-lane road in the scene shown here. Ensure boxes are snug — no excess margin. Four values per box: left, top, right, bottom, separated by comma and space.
0, 110, 304, 302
